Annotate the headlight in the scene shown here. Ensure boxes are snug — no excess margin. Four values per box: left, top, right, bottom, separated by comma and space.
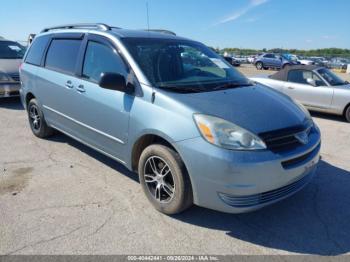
193, 114, 266, 150
0, 71, 10, 82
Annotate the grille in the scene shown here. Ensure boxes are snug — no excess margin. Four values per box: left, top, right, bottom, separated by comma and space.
282, 143, 320, 169
259, 123, 312, 152
9, 73, 20, 82
218, 172, 314, 208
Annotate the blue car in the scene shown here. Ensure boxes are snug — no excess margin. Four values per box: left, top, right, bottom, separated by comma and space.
254, 53, 299, 70
20, 24, 321, 214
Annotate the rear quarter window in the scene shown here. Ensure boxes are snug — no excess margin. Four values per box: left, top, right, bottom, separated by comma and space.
45, 39, 82, 75
25, 35, 50, 66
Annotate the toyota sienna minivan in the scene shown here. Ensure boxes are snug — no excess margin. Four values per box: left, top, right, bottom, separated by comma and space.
20, 24, 321, 214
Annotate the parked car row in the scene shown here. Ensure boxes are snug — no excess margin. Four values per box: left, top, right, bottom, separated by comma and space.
243, 52, 349, 70
328, 57, 350, 70
219, 52, 350, 72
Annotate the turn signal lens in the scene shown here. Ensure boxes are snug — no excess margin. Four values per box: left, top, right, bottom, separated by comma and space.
198, 122, 215, 143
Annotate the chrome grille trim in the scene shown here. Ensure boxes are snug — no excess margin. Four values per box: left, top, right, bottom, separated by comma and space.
260, 122, 313, 152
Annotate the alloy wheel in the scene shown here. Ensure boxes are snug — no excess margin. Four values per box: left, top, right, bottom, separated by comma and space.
29, 105, 41, 131
143, 156, 175, 203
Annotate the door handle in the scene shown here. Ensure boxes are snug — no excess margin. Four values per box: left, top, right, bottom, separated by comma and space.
287, 86, 295, 90
76, 84, 86, 93
65, 80, 74, 89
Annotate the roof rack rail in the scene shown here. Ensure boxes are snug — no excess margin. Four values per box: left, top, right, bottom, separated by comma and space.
41, 23, 118, 33
144, 29, 176, 36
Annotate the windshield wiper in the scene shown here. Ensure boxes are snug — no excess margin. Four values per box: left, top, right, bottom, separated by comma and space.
159, 85, 205, 93
158, 81, 253, 93
211, 82, 253, 91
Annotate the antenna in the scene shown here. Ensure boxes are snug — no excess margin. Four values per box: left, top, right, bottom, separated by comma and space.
146, 2, 150, 31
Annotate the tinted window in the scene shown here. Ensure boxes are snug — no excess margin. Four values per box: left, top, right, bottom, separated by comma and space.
0, 41, 26, 59
288, 70, 324, 86
264, 54, 275, 58
82, 41, 127, 83
45, 39, 81, 74
123, 38, 250, 92
25, 36, 49, 65
224, 57, 232, 63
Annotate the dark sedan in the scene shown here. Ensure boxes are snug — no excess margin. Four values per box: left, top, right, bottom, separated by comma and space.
223, 56, 241, 67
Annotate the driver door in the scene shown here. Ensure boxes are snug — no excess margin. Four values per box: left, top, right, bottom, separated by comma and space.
283, 69, 334, 110
70, 34, 134, 161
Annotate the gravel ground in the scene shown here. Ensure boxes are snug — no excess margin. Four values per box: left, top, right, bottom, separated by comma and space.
1, 71, 350, 256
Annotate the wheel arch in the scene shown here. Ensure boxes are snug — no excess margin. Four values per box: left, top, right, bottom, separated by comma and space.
25, 92, 36, 108
131, 133, 178, 173
131, 132, 195, 209
343, 102, 350, 117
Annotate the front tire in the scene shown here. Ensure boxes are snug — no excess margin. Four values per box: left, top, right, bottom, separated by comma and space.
138, 144, 193, 215
256, 62, 263, 70
345, 106, 350, 123
27, 98, 54, 138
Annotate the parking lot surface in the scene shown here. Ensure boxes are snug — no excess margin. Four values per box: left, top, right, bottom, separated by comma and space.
1, 66, 350, 255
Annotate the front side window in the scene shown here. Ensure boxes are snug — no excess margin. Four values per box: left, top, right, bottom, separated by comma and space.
45, 39, 82, 74
82, 41, 128, 83
288, 70, 325, 86
122, 38, 250, 92
0, 41, 26, 59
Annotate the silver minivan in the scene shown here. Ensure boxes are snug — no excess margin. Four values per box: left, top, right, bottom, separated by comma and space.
20, 24, 321, 214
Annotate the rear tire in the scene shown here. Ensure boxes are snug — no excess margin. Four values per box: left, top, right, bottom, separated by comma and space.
138, 144, 193, 215
345, 105, 350, 123
27, 98, 54, 138
256, 62, 263, 70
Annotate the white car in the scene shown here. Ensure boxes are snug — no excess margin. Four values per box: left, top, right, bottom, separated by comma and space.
251, 65, 350, 122
247, 56, 256, 64
289, 55, 314, 65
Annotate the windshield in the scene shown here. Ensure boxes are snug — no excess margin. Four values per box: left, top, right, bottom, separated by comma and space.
0, 41, 26, 59
122, 38, 251, 92
317, 68, 346, 86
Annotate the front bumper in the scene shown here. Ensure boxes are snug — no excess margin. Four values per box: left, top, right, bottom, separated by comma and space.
0, 82, 21, 98
175, 127, 321, 213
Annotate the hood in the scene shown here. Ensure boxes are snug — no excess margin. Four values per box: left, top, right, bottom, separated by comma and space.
164, 84, 308, 135
0, 59, 21, 74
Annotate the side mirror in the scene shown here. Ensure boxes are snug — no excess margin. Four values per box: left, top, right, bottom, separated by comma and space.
99, 72, 134, 94
306, 78, 317, 87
